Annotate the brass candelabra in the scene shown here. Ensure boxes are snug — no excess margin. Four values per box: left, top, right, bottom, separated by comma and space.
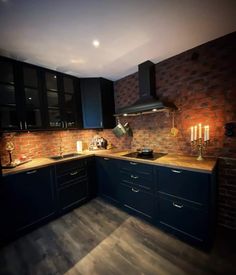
191, 138, 210, 161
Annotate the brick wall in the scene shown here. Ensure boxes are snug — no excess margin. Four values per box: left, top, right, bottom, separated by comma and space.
1, 32, 236, 229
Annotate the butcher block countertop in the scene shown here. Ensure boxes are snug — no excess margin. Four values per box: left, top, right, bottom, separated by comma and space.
2, 149, 217, 176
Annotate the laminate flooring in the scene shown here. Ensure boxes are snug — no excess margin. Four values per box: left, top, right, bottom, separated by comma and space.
0, 198, 235, 275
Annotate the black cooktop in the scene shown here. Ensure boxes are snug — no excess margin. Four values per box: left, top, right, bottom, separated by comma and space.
123, 152, 167, 161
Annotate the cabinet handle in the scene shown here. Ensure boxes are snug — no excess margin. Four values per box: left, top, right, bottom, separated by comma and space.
24, 121, 27, 129
19, 121, 23, 130
100, 121, 103, 128
26, 170, 37, 175
132, 188, 140, 193
103, 158, 109, 161
173, 202, 183, 208
65, 121, 68, 128
171, 169, 182, 174
70, 171, 78, 176
130, 174, 139, 179
130, 162, 137, 165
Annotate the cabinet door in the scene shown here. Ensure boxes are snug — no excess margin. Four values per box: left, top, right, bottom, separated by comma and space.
96, 157, 119, 203
0, 58, 21, 130
80, 78, 103, 128
3, 167, 56, 233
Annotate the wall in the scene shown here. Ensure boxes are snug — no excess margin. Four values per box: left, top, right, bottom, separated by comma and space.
1, 32, 236, 229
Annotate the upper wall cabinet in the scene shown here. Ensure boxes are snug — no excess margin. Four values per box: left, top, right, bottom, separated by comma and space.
80, 78, 116, 129
44, 71, 82, 129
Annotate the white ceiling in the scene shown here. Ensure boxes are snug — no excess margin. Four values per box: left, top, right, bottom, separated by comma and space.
0, 0, 236, 80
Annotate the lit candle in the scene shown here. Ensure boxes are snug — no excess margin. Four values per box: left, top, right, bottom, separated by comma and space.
191, 126, 194, 141
199, 123, 202, 139
194, 125, 197, 140
207, 126, 210, 140
204, 126, 207, 141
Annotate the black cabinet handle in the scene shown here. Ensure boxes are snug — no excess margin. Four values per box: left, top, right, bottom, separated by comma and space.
132, 187, 140, 193
171, 169, 182, 174
173, 202, 183, 208
130, 174, 139, 179
26, 170, 37, 175
70, 171, 79, 176
130, 162, 137, 165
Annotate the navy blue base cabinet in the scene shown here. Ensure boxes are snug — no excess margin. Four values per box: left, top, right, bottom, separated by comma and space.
0, 166, 56, 244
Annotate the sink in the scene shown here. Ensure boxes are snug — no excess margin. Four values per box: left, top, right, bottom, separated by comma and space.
49, 153, 82, 160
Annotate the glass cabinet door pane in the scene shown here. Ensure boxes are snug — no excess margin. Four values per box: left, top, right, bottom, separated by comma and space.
26, 109, 42, 127
0, 84, 15, 105
23, 67, 38, 88
46, 72, 58, 91
64, 94, 73, 109
0, 106, 18, 128
25, 88, 40, 108
48, 109, 61, 127
65, 111, 76, 128
0, 60, 14, 84
63, 77, 74, 93
47, 92, 59, 107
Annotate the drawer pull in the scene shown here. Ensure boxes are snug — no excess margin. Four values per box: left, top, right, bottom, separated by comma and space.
132, 188, 140, 193
70, 171, 79, 176
26, 170, 37, 175
103, 157, 109, 160
130, 162, 137, 165
173, 202, 183, 208
171, 169, 182, 174
130, 174, 139, 179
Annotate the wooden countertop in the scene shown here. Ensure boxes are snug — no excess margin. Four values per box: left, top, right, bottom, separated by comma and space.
2, 150, 217, 176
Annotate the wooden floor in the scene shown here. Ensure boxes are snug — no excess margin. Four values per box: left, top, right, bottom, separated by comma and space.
0, 198, 235, 275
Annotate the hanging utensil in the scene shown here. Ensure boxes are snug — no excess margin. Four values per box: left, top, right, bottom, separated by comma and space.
112, 117, 126, 137
170, 111, 178, 137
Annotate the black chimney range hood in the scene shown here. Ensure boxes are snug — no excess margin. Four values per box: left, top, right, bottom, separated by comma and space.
115, 60, 176, 116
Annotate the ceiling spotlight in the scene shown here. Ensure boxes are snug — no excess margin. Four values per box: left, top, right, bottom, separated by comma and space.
92, 40, 100, 48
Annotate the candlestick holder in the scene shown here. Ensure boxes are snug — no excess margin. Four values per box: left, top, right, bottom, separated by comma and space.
191, 138, 210, 161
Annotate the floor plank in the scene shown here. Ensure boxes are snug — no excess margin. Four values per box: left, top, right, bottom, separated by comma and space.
0, 198, 235, 275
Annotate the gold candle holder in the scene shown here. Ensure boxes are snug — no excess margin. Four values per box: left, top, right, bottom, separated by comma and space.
191, 138, 210, 161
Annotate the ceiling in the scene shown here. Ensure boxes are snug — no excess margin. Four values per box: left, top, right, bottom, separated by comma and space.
0, 0, 236, 81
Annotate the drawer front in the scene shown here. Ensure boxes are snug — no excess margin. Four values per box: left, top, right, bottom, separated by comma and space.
58, 167, 87, 186
158, 195, 208, 241
56, 159, 86, 176
120, 170, 154, 192
120, 160, 153, 174
158, 167, 209, 204
59, 180, 88, 211
119, 183, 155, 219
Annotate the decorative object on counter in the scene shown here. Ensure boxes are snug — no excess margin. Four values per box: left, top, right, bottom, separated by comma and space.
89, 134, 108, 150
170, 111, 178, 137
76, 140, 83, 152
5, 141, 14, 166
224, 122, 236, 137
190, 123, 210, 161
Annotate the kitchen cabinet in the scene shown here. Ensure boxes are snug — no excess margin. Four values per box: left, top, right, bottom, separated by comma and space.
156, 166, 215, 248
96, 157, 120, 203
80, 78, 116, 129
0, 166, 56, 243
55, 159, 89, 214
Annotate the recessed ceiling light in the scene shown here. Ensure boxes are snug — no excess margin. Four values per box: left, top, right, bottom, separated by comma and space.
123, 113, 128, 116
92, 40, 100, 48
152, 108, 157, 112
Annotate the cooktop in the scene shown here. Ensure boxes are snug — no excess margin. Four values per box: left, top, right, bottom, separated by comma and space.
122, 152, 167, 161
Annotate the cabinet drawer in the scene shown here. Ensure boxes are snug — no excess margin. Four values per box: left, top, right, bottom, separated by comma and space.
119, 183, 155, 219
120, 160, 153, 174
120, 170, 154, 192
158, 194, 208, 241
56, 159, 86, 176
158, 167, 209, 204
59, 179, 88, 211
57, 167, 87, 186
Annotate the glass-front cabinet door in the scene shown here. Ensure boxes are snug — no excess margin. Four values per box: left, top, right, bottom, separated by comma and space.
0, 58, 19, 130
22, 65, 43, 129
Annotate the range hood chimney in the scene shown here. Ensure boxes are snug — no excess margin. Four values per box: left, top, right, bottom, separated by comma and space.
115, 60, 176, 116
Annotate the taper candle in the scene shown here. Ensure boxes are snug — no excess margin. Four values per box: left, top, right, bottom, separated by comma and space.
191, 126, 194, 141
199, 123, 202, 139
194, 125, 197, 140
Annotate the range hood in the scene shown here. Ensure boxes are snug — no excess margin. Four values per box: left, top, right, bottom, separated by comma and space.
115, 60, 176, 116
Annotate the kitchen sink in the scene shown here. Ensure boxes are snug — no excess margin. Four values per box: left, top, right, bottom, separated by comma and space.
49, 153, 83, 160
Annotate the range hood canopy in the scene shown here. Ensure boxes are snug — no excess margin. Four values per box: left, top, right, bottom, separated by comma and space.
115, 60, 176, 116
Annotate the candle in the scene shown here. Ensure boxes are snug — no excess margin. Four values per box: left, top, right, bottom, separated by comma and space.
207, 126, 210, 140
194, 125, 197, 140
204, 126, 207, 141
191, 126, 194, 141
199, 123, 202, 139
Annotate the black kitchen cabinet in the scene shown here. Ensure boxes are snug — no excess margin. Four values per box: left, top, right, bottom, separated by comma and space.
55, 159, 89, 214
80, 78, 116, 129
96, 157, 120, 203
0, 166, 56, 243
